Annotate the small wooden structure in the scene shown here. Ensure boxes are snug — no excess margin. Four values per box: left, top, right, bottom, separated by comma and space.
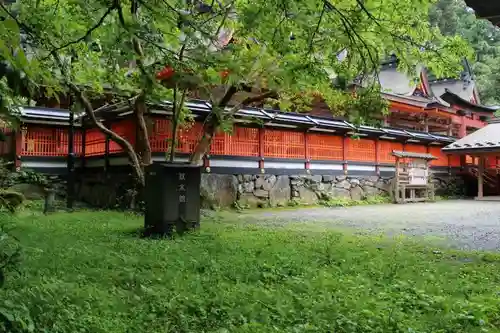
442, 119, 500, 200
392, 150, 436, 203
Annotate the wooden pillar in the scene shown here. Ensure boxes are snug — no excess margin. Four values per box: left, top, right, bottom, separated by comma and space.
423, 115, 429, 132
382, 116, 390, 127
447, 122, 453, 137
66, 109, 75, 210
342, 135, 348, 174
81, 124, 86, 169
375, 138, 380, 175
14, 125, 26, 171
258, 127, 265, 173
478, 155, 484, 199
304, 131, 310, 171
459, 117, 467, 138
104, 133, 110, 173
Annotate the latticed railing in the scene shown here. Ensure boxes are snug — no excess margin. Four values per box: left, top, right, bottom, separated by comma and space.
16, 119, 459, 167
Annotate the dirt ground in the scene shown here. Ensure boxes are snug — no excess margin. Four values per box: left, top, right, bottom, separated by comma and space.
240, 200, 500, 251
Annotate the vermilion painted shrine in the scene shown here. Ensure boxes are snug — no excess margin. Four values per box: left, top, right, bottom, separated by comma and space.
3, 59, 500, 203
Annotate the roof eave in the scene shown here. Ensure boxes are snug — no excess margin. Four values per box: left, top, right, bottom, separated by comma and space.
441, 89, 498, 113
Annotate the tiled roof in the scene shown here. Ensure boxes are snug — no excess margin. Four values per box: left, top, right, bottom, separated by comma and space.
148, 99, 455, 144
443, 119, 500, 153
440, 89, 498, 113
392, 150, 436, 160
17, 100, 455, 145
464, 1, 500, 26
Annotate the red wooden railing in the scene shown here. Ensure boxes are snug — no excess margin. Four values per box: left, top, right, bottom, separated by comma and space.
17, 118, 490, 169
22, 127, 82, 156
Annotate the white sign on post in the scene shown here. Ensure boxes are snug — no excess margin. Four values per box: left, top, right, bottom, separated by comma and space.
408, 158, 428, 185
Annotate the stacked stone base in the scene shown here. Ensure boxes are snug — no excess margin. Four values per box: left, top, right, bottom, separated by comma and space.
199, 173, 462, 209
13, 170, 463, 209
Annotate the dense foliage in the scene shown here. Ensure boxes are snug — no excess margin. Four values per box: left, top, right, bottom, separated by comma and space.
0, 0, 471, 185
1, 209, 500, 332
430, 0, 500, 105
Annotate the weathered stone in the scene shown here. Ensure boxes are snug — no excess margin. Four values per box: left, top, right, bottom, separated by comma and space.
350, 186, 364, 201
336, 180, 351, 189
262, 175, 277, 191
269, 175, 291, 207
290, 178, 303, 186
253, 189, 269, 198
308, 175, 323, 183
255, 175, 276, 190
296, 186, 319, 204
265, 174, 277, 182
254, 175, 266, 189
336, 175, 347, 181
289, 175, 301, 180
328, 187, 350, 198
362, 180, 375, 187
362, 185, 380, 197
238, 193, 267, 208
78, 182, 117, 207
200, 174, 238, 208
309, 182, 326, 192
242, 181, 255, 193
350, 178, 361, 187
237, 175, 244, 182
375, 179, 392, 193
243, 175, 254, 182
322, 175, 335, 182
367, 176, 380, 183
292, 190, 300, 197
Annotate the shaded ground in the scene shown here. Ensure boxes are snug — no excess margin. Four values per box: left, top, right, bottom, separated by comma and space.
5, 209, 500, 332
238, 200, 500, 251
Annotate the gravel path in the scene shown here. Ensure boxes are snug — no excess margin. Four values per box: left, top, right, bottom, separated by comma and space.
240, 200, 500, 251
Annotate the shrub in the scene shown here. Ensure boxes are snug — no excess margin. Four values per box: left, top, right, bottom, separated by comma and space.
0, 190, 25, 213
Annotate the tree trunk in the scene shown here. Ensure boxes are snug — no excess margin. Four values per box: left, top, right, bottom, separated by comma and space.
134, 94, 152, 167
190, 115, 217, 165
69, 83, 146, 187
190, 90, 278, 165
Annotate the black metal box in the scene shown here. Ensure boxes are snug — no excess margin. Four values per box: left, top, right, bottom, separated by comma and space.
144, 163, 202, 236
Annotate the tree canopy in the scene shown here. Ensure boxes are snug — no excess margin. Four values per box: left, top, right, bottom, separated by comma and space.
430, 0, 500, 106
0, 0, 471, 185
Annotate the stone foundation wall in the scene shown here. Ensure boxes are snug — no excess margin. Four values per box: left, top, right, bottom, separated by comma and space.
20, 169, 462, 209
200, 172, 463, 208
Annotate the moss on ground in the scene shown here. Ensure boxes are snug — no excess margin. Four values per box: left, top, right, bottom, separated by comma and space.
1, 208, 500, 332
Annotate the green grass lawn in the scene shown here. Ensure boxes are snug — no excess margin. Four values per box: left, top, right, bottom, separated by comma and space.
2, 207, 500, 333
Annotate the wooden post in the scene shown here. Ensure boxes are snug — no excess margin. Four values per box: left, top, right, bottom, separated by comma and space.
66, 109, 75, 210
394, 157, 400, 203
81, 125, 86, 169
478, 155, 484, 199
382, 116, 389, 127
447, 122, 453, 136
459, 118, 467, 138
423, 115, 429, 132
304, 131, 310, 171
15, 125, 26, 171
342, 135, 348, 174
258, 127, 265, 172
104, 133, 110, 173
375, 138, 380, 175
